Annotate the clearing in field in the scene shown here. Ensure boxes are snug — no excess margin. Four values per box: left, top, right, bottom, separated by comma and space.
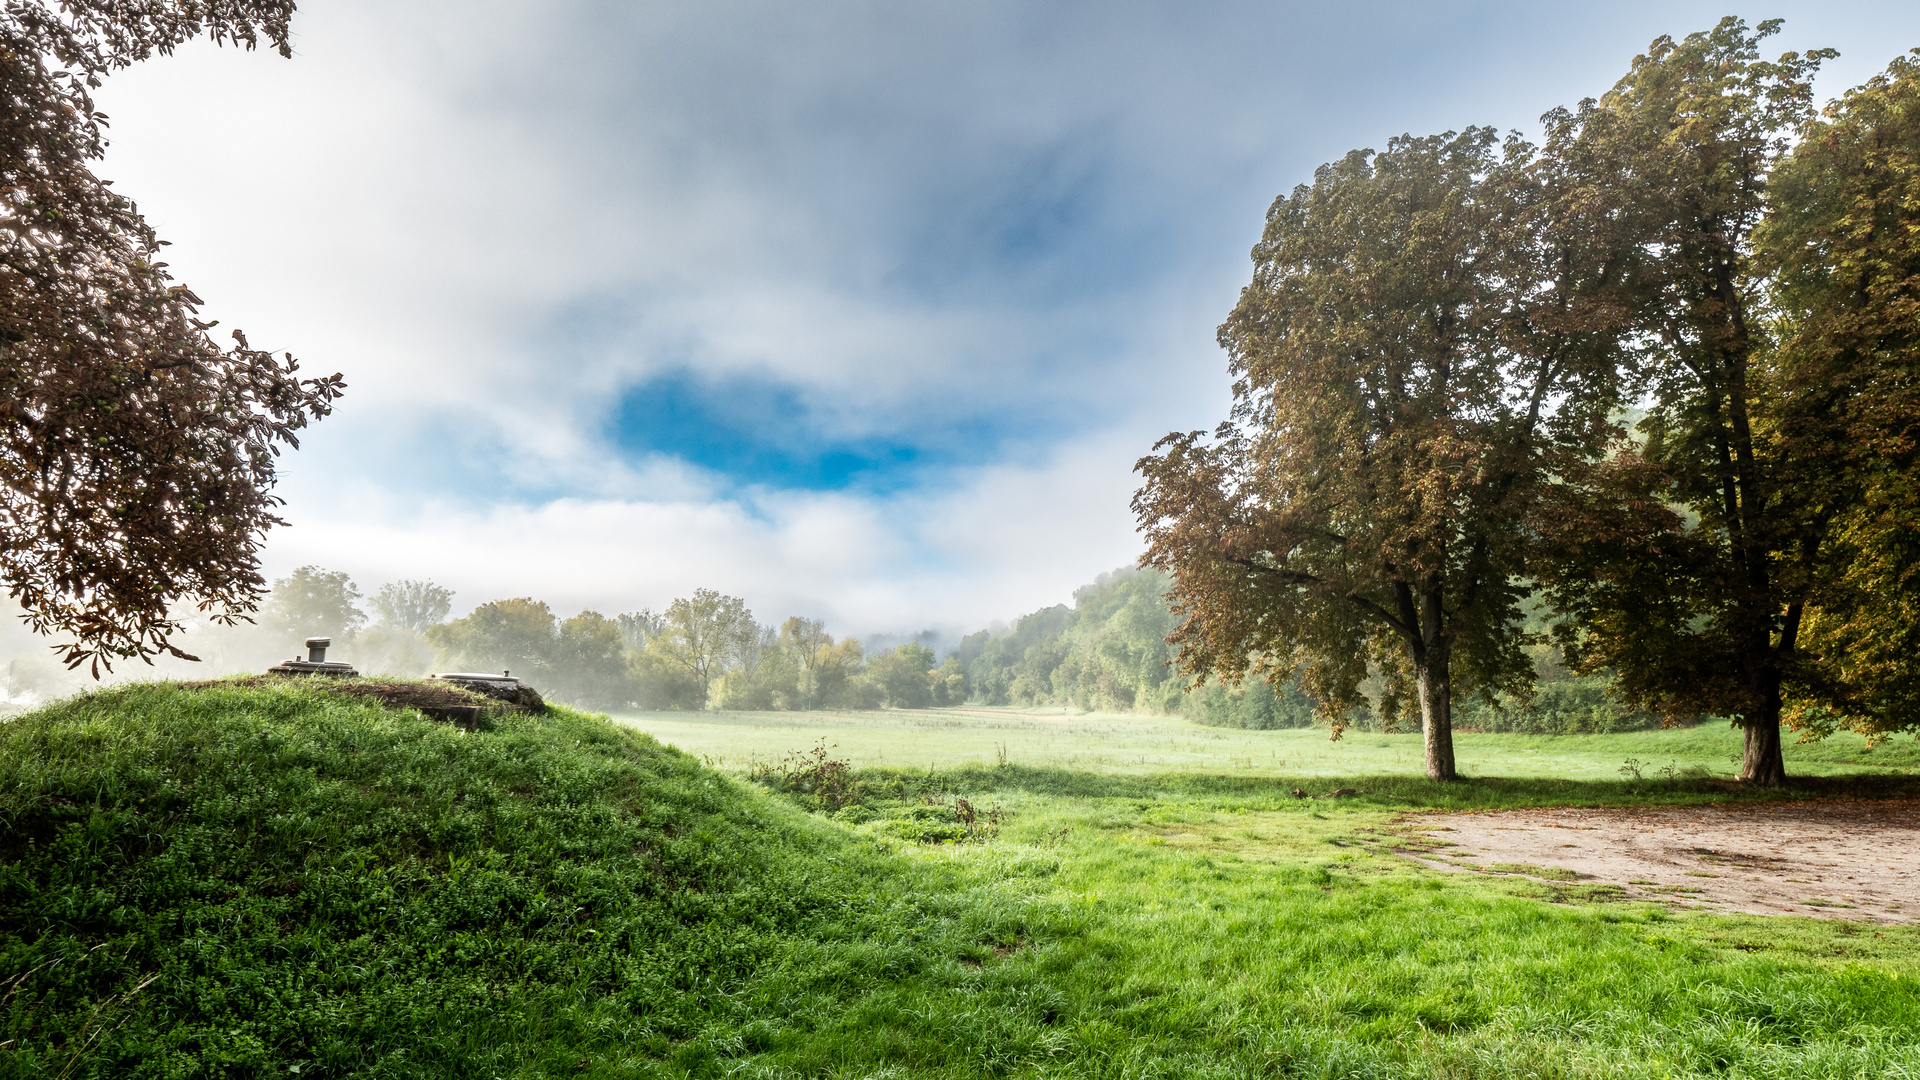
1402, 799, 1920, 922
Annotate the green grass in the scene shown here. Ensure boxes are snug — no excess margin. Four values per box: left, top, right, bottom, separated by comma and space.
6, 685, 1920, 1077
0, 682, 1047, 1077
614, 703, 1920, 781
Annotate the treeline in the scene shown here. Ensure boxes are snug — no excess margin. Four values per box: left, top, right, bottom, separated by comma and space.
952, 568, 1658, 734
93, 570, 964, 713
0, 563, 1655, 734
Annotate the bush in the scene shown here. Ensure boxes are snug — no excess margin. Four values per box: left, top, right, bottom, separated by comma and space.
1456, 677, 1667, 734
1183, 677, 1317, 729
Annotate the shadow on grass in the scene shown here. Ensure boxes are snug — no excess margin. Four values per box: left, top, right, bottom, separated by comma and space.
845, 762, 1920, 810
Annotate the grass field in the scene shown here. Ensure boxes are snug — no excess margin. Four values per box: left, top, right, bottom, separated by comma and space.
8, 686, 1920, 1077
611, 703, 1920, 781
610, 704, 1920, 1077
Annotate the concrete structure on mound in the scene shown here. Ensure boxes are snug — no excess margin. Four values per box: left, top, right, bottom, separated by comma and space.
268, 638, 358, 677
428, 671, 546, 713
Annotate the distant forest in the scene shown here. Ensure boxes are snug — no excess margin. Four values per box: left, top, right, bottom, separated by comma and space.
1, 565, 1658, 735
954, 569, 1659, 735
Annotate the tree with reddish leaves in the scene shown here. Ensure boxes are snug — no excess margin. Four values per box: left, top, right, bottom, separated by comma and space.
1135, 128, 1633, 781
0, 1, 341, 673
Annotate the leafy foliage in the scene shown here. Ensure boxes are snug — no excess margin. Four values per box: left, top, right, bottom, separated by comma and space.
653, 588, 754, 702
1757, 50, 1920, 744
1137, 127, 1630, 778
0, 1, 343, 673
962, 568, 1186, 713
867, 640, 936, 709
425, 599, 636, 710
370, 579, 454, 634
259, 565, 366, 649
1533, 20, 1910, 786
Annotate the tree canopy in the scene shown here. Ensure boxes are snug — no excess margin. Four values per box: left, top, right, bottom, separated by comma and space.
0, 0, 341, 673
1139, 19, 1920, 787
1135, 127, 1629, 780
655, 589, 754, 703
1761, 50, 1920, 746
259, 565, 364, 650
1533, 20, 1878, 786
371, 580, 455, 634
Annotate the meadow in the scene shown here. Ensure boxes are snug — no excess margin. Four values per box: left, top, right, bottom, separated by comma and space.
6, 684, 1920, 1078
612, 704, 1920, 1078
611, 703, 1920, 782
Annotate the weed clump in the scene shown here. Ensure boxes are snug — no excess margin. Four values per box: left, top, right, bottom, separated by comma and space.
751, 738, 867, 809
752, 740, 1004, 842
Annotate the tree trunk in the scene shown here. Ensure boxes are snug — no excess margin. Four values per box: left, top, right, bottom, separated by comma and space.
1415, 645, 1458, 782
1734, 657, 1788, 786
1740, 722, 1785, 786
1739, 712, 1787, 787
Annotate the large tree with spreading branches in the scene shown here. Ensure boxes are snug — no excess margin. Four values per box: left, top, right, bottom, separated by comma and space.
1534, 20, 1854, 787
0, 1, 341, 673
1135, 128, 1633, 781
1760, 50, 1920, 749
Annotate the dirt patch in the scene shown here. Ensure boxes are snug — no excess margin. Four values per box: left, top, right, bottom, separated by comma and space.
1399, 799, 1920, 923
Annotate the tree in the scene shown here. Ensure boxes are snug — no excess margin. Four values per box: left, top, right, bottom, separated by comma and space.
371, 580, 454, 633
655, 589, 751, 706
1759, 50, 1920, 745
867, 642, 935, 709
810, 635, 868, 709
626, 648, 703, 710
778, 616, 838, 708
426, 598, 555, 677
1535, 20, 1836, 786
730, 617, 776, 678
0, 1, 343, 673
259, 566, 364, 650
929, 657, 967, 706
615, 609, 664, 650
548, 611, 631, 709
1136, 127, 1630, 780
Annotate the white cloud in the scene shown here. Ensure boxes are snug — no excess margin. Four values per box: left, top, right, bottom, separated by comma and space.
68, 0, 1920, 641
258, 428, 1147, 640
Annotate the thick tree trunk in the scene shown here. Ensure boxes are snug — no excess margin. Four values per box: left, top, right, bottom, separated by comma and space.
1415, 646, 1458, 782
1735, 656, 1788, 786
1739, 685, 1787, 786
1740, 722, 1785, 786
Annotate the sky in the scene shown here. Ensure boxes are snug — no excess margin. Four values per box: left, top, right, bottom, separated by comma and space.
84, 0, 1920, 642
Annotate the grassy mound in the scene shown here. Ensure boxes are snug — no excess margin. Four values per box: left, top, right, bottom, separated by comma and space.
0, 681, 1023, 1078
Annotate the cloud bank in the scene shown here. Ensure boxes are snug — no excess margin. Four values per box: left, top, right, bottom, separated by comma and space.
64, 0, 1920, 642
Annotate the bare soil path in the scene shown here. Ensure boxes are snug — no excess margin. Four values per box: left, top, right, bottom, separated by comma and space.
1401, 799, 1920, 922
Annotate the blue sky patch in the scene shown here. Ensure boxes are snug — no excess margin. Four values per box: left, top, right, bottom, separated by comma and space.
610, 370, 1030, 492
